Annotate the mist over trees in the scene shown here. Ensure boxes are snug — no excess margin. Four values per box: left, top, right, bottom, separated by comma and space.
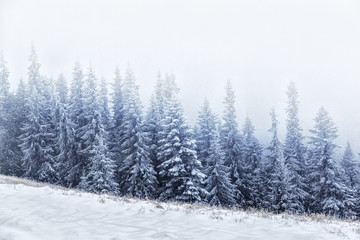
0, 48, 359, 219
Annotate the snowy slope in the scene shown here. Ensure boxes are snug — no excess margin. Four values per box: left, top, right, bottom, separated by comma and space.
0, 175, 359, 240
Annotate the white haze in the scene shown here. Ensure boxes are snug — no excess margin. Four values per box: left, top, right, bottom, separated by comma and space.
1, 0, 360, 156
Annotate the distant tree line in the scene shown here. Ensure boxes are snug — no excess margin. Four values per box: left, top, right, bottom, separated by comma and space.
0, 47, 359, 219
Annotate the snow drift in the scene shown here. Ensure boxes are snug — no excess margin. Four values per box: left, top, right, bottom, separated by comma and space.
0, 175, 359, 240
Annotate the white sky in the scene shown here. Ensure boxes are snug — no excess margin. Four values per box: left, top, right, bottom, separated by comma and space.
1, 0, 360, 156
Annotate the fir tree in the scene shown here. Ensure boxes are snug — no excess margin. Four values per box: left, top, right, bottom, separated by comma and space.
2, 79, 27, 176
205, 132, 236, 207
98, 77, 112, 161
66, 61, 86, 187
308, 107, 355, 218
0, 53, 9, 119
80, 130, 118, 194
220, 80, 243, 205
240, 117, 263, 209
157, 74, 206, 203
0, 53, 9, 98
283, 82, 308, 214
340, 142, 360, 189
20, 46, 57, 183
340, 142, 359, 216
117, 67, 157, 199
264, 110, 289, 213
78, 66, 118, 194
53, 74, 76, 187
196, 98, 218, 168
99, 77, 111, 131
0, 53, 12, 174
144, 72, 165, 180
109, 67, 125, 182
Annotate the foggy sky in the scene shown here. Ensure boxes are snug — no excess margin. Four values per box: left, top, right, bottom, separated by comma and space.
1, 0, 360, 156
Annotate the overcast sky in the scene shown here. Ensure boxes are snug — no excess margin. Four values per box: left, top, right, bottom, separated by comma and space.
1, 0, 360, 156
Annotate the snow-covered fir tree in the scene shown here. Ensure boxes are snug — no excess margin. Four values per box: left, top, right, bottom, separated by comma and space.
53, 74, 77, 187
196, 98, 218, 168
157, 74, 206, 203
99, 77, 111, 131
98, 76, 112, 161
66, 61, 86, 187
220, 80, 243, 205
0, 53, 12, 174
117, 67, 157, 199
205, 131, 236, 207
340, 142, 360, 189
43, 77, 59, 175
0, 53, 9, 99
0, 54, 26, 176
108, 68, 125, 169
78, 66, 118, 194
283, 82, 308, 214
340, 142, 360, 216
264, 110, 289, 213
144, 72, 165, 179
19, 46, 57, 183
0, 53, 9, 123
308, 107, 355, 218
240, 117, 263, 209
2, 79, 28, 176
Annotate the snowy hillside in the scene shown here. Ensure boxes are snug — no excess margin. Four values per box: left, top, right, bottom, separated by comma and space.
0, 175, 359, 240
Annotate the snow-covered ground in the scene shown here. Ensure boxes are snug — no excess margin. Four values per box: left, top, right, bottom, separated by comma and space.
0, 175, 359, 240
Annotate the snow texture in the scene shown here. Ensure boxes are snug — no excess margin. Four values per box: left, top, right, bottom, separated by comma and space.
0, 175, 359, 240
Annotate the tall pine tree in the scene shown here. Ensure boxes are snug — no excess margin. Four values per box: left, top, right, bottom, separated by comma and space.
144, 72, 165, 181
283, 82, 307, 214
20, 46, 57, 183
78, 66, 118, 194
308, 107, 355, 218
340, 142, 359, 190
220, 80, 243, 206
205, 131, 236, 207
157, 74, 206, 203
340, 142, 359, 217
196, 98, 218, 168
117, 67, 157, 199
109, 67, 125, 182
4, 79, 28, 176
67, 61, 86, 187
99, 77, 111, 132
264, 110, 289, 213
240, 117, 263, 209
53, 74, 77, 187
0, 53, 13, 175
